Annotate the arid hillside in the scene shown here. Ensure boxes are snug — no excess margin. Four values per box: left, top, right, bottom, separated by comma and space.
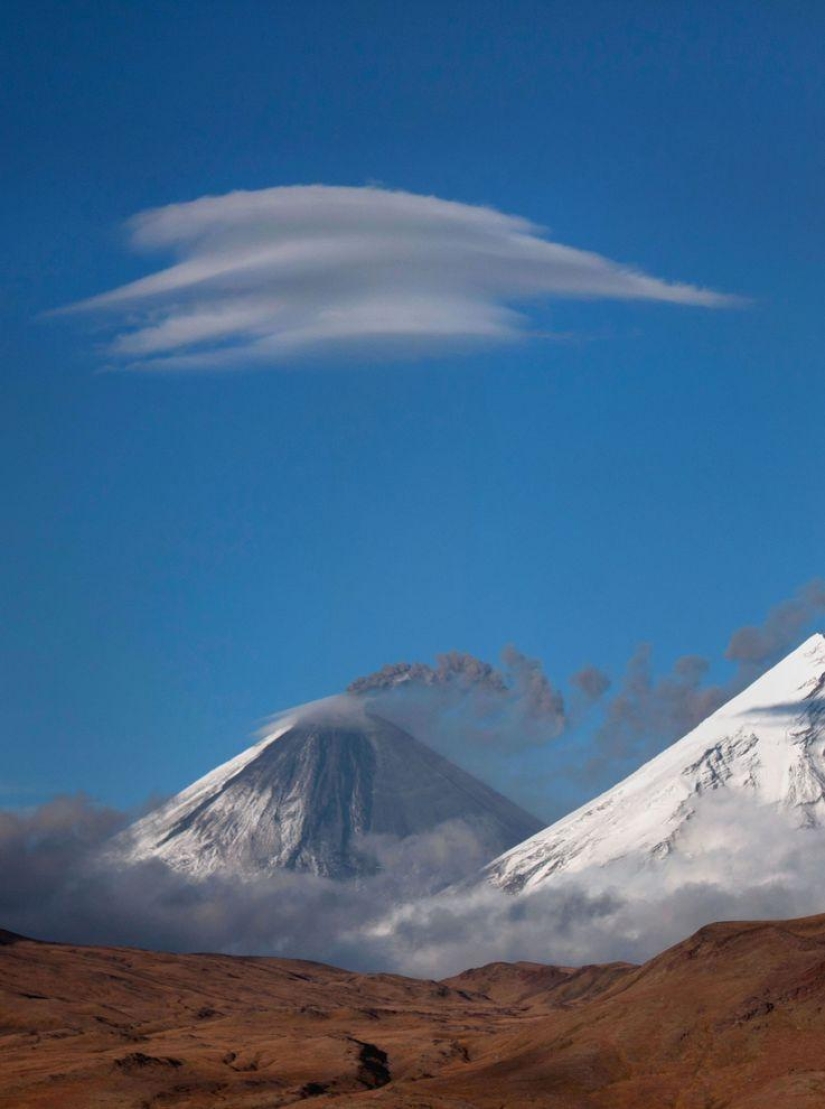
3, 913, 825, 1107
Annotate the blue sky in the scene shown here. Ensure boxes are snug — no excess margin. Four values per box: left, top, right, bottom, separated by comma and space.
2, 1, 824, 812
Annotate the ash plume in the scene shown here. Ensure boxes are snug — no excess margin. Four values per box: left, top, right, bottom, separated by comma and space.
726, 579, 825, 675
587, 577, 825, 776
348, 651, 508, 696
346, 646, 567, 814
571, 665, 611, 702
348, 646, 565, 742
345, 579, 825, 810
587, 646, 728, 774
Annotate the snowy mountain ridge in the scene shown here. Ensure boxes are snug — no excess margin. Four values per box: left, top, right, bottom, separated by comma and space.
485, 633, 825, 892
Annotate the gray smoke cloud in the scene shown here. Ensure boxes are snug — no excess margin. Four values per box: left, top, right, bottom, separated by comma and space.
348, 651, 508, 697
570, 665, 612, 702
349, 646, 566, 752
726, 579, 825, 673
586, 578, 825, 778
585, 646, 728, 777
347, 647, 566, 817
344, 579, 825, 816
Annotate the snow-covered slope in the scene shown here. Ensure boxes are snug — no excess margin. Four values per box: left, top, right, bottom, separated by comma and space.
116, 695, 542, 881
486, 633, 825, 892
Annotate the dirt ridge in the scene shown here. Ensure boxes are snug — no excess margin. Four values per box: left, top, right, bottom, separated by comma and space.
4, 914, 825, 1106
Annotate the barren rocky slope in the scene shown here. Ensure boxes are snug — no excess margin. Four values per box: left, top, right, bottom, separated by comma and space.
4, 912, 825, 1107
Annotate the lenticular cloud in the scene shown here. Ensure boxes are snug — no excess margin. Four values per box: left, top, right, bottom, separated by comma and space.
66, 184, 738, 369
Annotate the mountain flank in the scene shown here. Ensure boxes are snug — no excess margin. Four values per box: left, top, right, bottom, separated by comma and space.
486, 632, 825, 891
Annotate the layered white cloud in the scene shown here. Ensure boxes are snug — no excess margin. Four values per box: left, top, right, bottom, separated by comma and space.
66, 185, 739, 369
4, 790, 825, 977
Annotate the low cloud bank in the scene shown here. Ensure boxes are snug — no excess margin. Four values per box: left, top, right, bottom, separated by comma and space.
2, 792, 824, 977
381, 792, 825, 977
61, 184, 737, 370
0, 799, 494, 965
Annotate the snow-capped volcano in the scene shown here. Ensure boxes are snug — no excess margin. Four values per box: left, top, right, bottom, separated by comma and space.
485, 633, 825, 892
116, 695, 542, 881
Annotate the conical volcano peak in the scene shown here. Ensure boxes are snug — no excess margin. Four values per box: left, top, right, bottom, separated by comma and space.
485, 634, 825, 894
114, 696, 542, 882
